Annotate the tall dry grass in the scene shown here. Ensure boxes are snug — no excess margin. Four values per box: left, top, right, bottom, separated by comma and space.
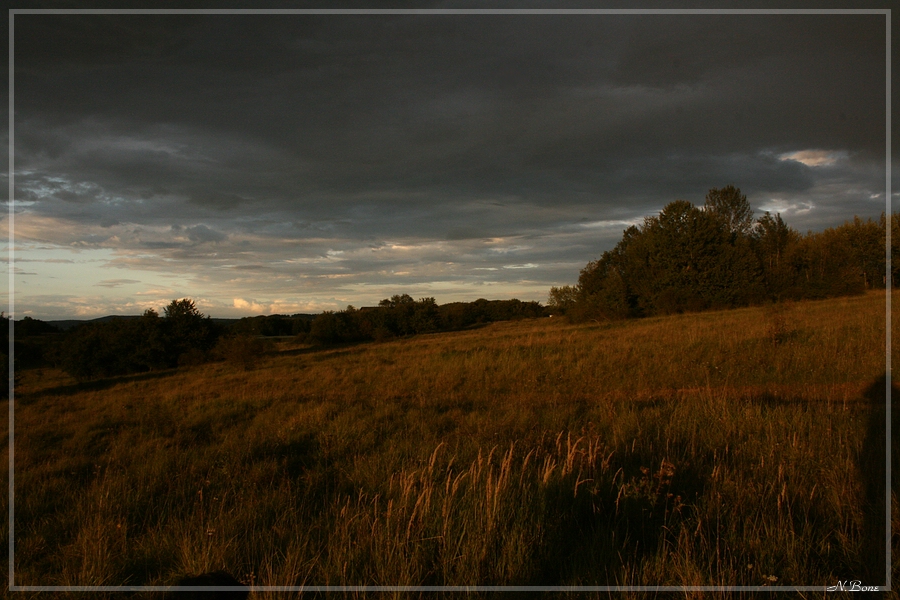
2, 291, 894, 597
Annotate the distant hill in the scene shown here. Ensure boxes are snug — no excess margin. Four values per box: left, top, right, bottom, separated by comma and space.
45, 314, 318, 331
45, 315, 140, 331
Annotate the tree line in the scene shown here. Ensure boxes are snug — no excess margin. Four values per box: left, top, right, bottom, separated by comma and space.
306, 295, 544, 345
7, 296, 545, 382
549, 185, 894, 321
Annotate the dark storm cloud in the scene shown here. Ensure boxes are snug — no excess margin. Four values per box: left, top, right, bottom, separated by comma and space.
10, 9, 891, 316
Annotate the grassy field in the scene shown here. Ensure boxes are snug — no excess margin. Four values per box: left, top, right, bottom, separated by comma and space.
3, 291, 897, 597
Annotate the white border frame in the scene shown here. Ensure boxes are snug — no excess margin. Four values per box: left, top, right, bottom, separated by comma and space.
6, 7, 893, 594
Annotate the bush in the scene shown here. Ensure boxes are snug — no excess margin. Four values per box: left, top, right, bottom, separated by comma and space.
60, 321, 130, 380
214, 335, 266, 371
163, 299, 219, 359
309, 311, 343, 345
177, 347, 208, 369
59, 299, 222, 381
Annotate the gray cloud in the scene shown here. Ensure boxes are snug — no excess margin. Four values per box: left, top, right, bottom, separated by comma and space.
95, 278, 141, 288
186, 224, 226, 244
10, 10, 892, 318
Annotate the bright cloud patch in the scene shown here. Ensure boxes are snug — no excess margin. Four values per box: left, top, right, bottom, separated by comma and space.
758, 199, 816, 215
778, 150, 848, 167
231, 297, 325, 315
577, 218, 644, 230
233, 298, 267, 314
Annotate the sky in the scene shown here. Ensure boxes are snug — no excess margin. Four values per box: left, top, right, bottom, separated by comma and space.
4, 5, 894, 320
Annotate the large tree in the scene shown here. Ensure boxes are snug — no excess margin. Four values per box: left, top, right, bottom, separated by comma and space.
163, 298, 218, 363
573, 187, 766, 320
704, 185, 754, 239
753, 211, 801, 299
567, 188, 890, 323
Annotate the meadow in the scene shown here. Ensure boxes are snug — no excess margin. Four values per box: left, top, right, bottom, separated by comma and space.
3, 291, 896, 597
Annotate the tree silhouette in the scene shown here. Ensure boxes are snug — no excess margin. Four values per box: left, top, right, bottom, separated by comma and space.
162, 299, 218, 366
565, 187, 888, 321
704, 184, 754, 238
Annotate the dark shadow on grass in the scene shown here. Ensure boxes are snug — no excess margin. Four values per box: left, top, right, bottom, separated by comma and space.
162, 570, 249, 600
527, 439, 709, 587
17, 368, 177, 401
858, 373, 894, 587
276, 342, 366, 359
612, 444, 708, 564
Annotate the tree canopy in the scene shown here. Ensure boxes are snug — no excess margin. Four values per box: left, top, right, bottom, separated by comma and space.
58, 298, 223, 380
558, 186, 889, 321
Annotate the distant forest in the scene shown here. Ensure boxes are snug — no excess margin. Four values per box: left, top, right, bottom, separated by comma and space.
3, 296, 544, 384
550, 186, 893, 321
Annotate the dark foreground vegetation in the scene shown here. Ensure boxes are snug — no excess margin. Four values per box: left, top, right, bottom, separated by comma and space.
5, 291, 895, 595
550, 186, 894, 321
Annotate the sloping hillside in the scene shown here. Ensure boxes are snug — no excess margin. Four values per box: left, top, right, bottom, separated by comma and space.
6, 291, 895, 593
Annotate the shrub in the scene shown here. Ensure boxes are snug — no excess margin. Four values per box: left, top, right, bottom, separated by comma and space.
58, 300, 221, 381
176, 347, 208, 369
214, 335, 266, 371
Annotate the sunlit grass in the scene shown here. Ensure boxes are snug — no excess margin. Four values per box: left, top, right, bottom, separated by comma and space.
4, 291, 895, 597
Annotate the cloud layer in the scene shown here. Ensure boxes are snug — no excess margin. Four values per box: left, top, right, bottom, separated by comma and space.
7, 10, 892, 319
